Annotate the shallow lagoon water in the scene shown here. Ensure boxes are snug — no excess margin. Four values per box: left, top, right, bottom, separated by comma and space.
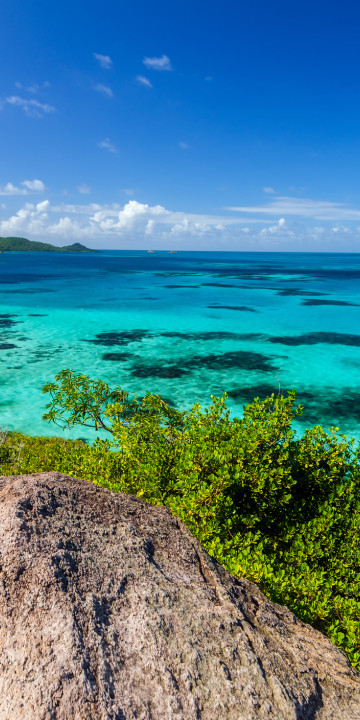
1, 250, 360, 442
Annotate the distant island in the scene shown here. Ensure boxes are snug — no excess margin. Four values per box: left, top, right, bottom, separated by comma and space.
0, 237, 97, 253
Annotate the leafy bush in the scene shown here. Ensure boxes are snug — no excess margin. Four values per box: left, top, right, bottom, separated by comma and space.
1, 368, 359, 669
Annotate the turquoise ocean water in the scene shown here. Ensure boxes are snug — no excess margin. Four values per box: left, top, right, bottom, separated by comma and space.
1, 250, 360, 442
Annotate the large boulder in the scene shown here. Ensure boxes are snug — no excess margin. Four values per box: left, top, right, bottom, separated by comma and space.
0, 472, 359, 720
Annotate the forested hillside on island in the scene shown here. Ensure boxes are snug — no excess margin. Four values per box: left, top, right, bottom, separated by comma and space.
0, 236, 96, 252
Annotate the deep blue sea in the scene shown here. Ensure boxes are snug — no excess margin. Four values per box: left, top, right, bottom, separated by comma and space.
1, 250, 360, 442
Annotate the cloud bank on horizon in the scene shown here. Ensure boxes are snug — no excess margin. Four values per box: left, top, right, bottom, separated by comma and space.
2, 0, 360, 251
1, 190, 360, 251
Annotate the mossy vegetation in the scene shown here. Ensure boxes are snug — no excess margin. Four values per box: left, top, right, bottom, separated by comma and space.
1, 368, 359, 670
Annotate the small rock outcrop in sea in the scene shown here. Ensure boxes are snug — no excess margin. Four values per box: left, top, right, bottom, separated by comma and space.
1, 472, 360, 720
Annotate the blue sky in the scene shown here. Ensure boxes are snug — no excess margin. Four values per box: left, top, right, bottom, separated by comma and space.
2, 0, 360, 250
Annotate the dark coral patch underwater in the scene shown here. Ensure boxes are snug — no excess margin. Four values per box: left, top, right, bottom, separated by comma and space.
227, 383, 360, 430
301, 299, 360, 307
131, 364, 190, 379
102, 352, 134, 361
163, 284, 200, 289
276, 289, 327, 297
227, 384, 294, 402
0, 316, 21, 328
129, 348, 277, 378
188, 350, 278, 372
159, 331, 263, 341
87, 330, 265, 345
269, 332, 360, 346
152, 272, 201, 277
207, 304, 258, 312
300, 389, 360, 425
86, 330, 150, 346
201, 282, 244, 288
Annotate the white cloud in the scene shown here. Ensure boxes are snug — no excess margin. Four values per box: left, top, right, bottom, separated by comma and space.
28, 81, 50, 94
262, 186, 276, 194
0, 183, 27, 196
36, 200, 50, 213
0, 199, 268, 246
260, 217, 293, 237
289, 186, 306, 194
145, 219, 155, 235
22, 179, 46, 192
0, 179, 46, 195
122, 188, 135, 196
116, 200, 151, 228
179, 141, 189, 149
77, 184, 92, 194
0, 200, 50, 236
225, 196, 360, 221
29, 81, 50, 94
15, 81, 50, 94
98, 138, 118, 153
143, 54, 172, 71
52, 202, 106, 214
48, 216, 86, 236
136, 75, 152, 88
93, 53, 112, 69
2, 197, 360, 251
2, 96, 56, 117
93, 83, 113, 98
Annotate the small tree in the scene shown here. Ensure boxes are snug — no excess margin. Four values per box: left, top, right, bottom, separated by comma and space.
42, 368, 184, 433
38, 368, 360, 669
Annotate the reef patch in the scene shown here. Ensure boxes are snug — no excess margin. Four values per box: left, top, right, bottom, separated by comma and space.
201, 282, 243, 288
159, 331, 264, 341
188, 350, 278, 372
0, 316, 21, 329
276, 289, 327, 297
301, 299, 360, 307
269, 332, 360, 346
131, 363, 189, 379
163, 284, 200, 289
86, 330, 151, 346
207, 304, 258, 312
102, 352, 134, 362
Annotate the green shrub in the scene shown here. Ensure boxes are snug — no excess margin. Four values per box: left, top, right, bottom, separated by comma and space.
0, 368, 359, 669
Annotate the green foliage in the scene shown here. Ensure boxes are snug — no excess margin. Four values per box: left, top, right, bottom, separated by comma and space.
0, 236, 95, 252
1, 368, 360, 670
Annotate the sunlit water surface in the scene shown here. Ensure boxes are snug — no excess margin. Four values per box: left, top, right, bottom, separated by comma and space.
1, 250, 360, 442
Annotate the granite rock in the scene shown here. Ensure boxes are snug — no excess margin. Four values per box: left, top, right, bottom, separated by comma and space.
0, 471, 359, 720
